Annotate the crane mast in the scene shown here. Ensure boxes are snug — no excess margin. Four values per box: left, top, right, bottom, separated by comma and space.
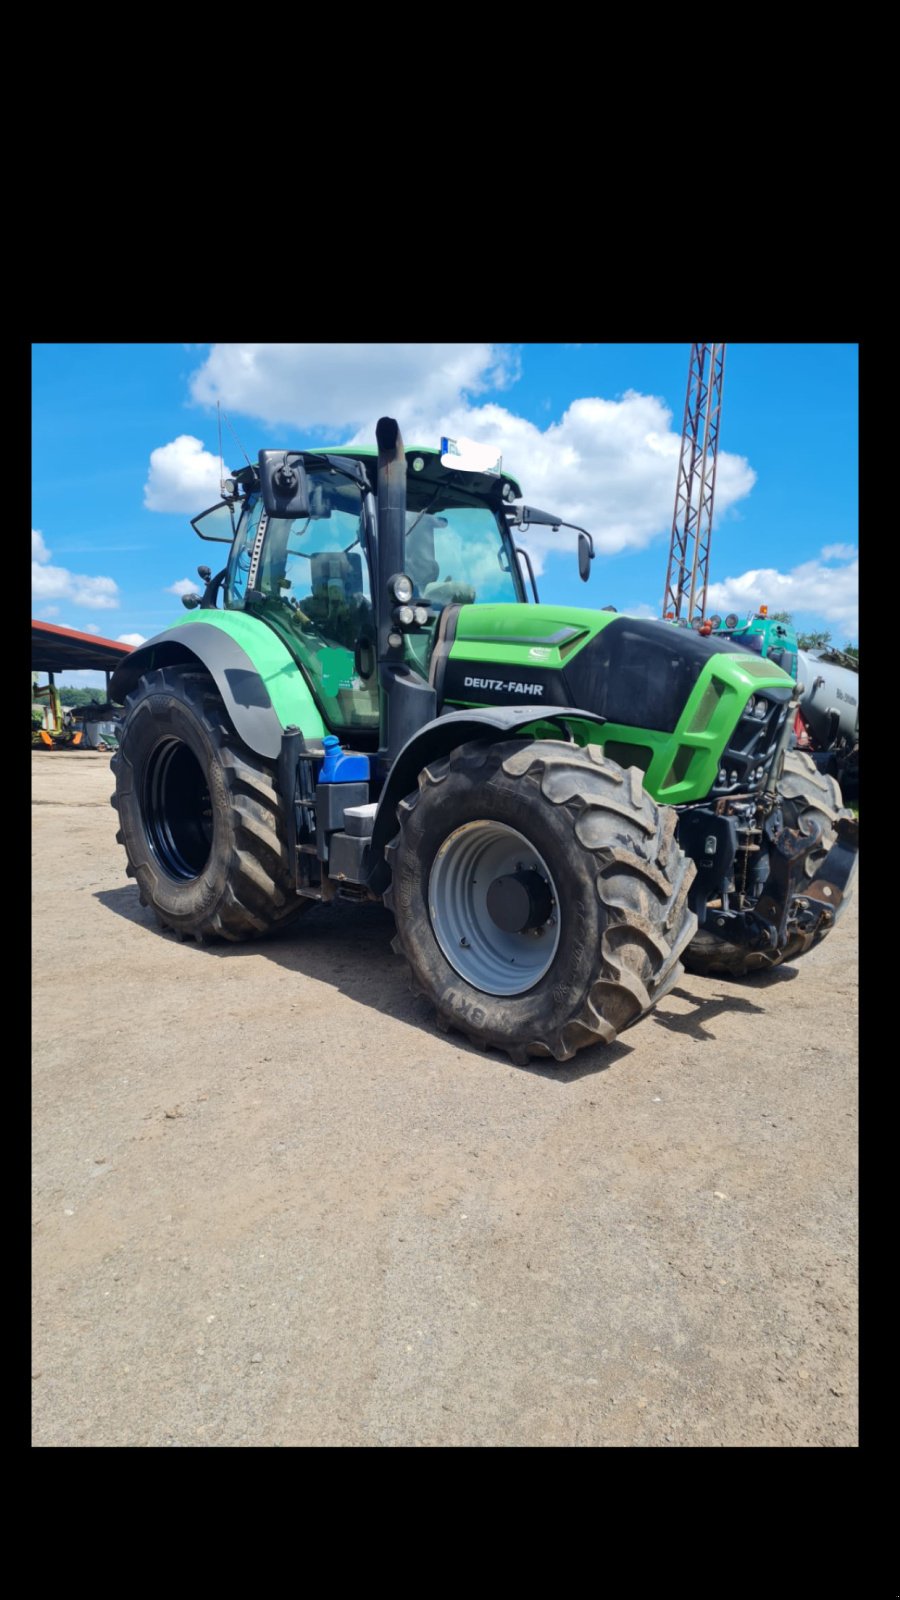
662, 343, 726, 622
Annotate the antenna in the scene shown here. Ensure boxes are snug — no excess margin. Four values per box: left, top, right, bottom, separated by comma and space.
217, 402, 226, 494
223, 409, 253, 471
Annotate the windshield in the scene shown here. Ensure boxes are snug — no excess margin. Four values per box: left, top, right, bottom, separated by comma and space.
404, 500, 523, 605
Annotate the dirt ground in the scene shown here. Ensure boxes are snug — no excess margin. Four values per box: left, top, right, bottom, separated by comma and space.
31, 750, 858, 1448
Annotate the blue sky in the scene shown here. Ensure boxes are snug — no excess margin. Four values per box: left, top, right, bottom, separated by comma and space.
32, 343, 858, 684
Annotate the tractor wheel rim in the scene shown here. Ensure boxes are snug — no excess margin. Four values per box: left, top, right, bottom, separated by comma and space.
428, 821, 561, 996
142, 736, 213, 881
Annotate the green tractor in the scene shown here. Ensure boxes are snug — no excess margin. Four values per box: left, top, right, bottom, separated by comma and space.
110, 419, 858, 1062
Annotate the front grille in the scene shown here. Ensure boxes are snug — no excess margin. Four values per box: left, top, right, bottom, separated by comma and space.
708, 691, 792, 797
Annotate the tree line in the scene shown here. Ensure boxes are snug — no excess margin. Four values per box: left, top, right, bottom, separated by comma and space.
55, 687, 110, 708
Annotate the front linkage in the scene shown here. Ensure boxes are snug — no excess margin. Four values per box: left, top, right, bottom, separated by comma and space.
758, 809, 859, 956
690, 800, 859, 964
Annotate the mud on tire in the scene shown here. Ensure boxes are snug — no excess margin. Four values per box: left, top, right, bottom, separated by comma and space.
110, 665, 309, 942
384, 739, 697, 1063
684, 749, 853, 977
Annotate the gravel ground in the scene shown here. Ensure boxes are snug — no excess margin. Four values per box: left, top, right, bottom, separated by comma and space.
32, 750, 858, 1447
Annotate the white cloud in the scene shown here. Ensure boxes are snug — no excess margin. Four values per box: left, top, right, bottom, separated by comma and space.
31, 528, 119, 611
177, 347, 757, 559
399, 392, 755, 558
116, 633, 146, 647
166, 577, 197, 596
706, 548, 858, 636
821, 542, 856, 562
83, 623, 102, 635
40, 604, 60, 618
189, 342, 519, 436
144, 435, 224, 513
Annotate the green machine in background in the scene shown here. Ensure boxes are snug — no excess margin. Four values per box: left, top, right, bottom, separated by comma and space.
708, 608, 798, 677
706, 609, 858, 802
110, 421, 857, 1064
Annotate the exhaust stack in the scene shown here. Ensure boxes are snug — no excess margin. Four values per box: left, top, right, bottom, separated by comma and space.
375, 416, 407, 666
375, 416, 436, 762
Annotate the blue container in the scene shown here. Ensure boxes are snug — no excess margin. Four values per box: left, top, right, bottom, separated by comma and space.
317, 734, 370, 784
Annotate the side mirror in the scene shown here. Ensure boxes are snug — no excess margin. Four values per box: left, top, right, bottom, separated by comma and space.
578, 531, 595, 583
191, 502, 237, 543
197, 565, 212, 583
181, 592, 202, 610
259, 450, 311, 519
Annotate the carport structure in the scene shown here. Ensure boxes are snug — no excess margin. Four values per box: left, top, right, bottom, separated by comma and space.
32, 620, 133, 701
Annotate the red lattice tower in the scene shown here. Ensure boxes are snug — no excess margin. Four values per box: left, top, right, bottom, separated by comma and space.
662, 343, 726, 622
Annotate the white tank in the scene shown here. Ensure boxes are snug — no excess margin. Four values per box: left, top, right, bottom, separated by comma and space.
797, 650, 859, 747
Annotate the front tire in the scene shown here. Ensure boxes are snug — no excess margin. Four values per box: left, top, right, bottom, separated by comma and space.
384, 739, 697, 1063
111, 665, 309, 942
684, 750, 853, 977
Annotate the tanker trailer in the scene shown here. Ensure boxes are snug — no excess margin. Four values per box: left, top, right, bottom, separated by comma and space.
796, 648, 859, 802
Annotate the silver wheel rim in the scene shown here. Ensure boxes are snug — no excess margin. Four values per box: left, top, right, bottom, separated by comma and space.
428, 821, 561, 996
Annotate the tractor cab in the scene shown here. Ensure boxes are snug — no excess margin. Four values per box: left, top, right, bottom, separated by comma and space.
190, 441, 531, 751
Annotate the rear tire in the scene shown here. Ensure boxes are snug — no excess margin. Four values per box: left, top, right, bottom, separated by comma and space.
684, 750, 852, 977
384, 739, 696, 1063
110, 665, 309, 942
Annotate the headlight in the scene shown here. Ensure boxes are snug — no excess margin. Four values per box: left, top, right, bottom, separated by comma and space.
413, 606, 430, 626
396, 605, 415, 626
392, 574, 414, 603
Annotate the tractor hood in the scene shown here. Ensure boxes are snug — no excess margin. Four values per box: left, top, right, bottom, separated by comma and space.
435, 603, 796, 805
441, 604, 790, 723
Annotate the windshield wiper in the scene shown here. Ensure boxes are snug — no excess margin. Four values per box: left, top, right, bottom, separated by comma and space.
404, 493, 442, 544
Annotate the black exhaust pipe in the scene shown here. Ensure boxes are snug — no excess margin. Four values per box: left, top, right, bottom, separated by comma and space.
375, 416, 407, 667
375, 415, 436, 764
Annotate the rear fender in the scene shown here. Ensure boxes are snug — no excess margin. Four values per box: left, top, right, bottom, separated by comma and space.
110, 614, 326, 759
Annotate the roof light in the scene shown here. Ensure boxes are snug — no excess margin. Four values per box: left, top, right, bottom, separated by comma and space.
759, 604, 769, 617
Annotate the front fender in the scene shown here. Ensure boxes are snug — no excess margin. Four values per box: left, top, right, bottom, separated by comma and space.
110, 613, 326, 759
367, 705, 606, 892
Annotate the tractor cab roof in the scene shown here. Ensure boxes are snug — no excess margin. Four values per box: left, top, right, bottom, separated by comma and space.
297, 444, 523, 506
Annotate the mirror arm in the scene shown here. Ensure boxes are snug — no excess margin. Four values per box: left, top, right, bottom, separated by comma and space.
201, 568, 227, 609
516, 546, 540, 604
